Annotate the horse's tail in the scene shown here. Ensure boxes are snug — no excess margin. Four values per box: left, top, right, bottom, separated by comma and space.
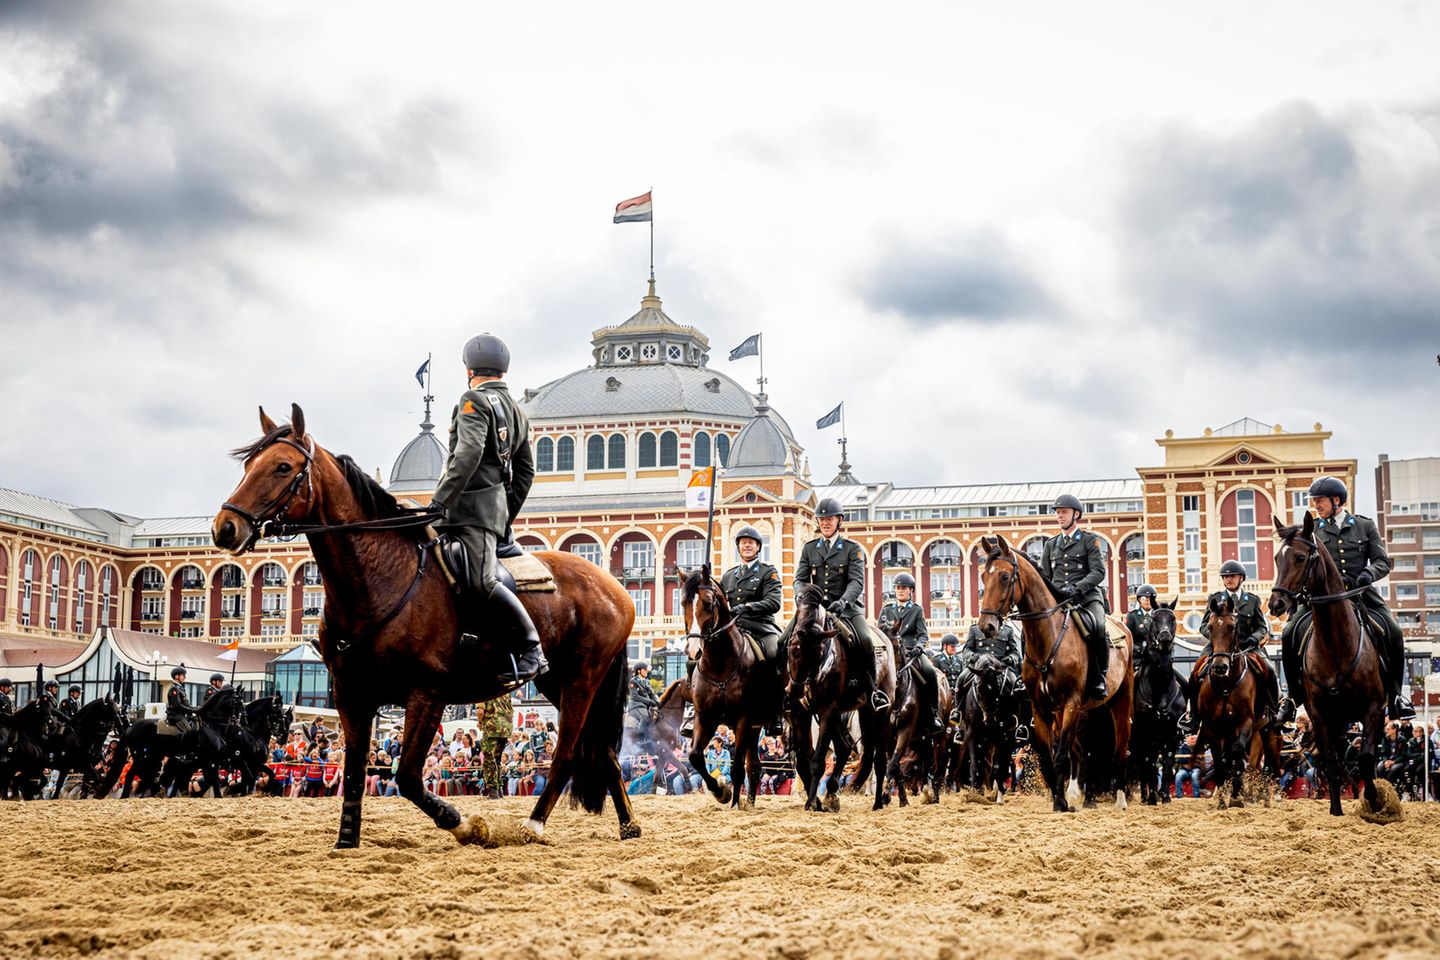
569, 645, 628, 815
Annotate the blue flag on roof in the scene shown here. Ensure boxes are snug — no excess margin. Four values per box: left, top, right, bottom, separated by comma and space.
415, 358, 429, 388
728, 333, 760, 361
816, 402, 843, 430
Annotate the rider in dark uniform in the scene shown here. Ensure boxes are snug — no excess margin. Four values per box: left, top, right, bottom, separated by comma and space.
1277, 476, 1414, 723
58, 684, 83, 720
626, 662, 662, 762
1184, 560, 1279, 728
720, 525, 785, 730
958, 620, 1022, 694
430, 333, 545, 688
166, 666, 198, 736
932, 635, 965, 694
792, 497, 877, 695
1126, 585, 1158, 649
879, 573, 941, 733
203, 673, 226, 702
0, 677, 14, 718
1039, 493, 1110, 700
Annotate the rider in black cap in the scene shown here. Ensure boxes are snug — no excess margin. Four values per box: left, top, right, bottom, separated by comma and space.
932, 635, 966, 694
879, 572, 941, 733
792, 497, 878, 696
720, 524, 786, 731
0, 677, 14, 718
430, 332, 546, 689
58, 683, 83, 720
166, 666, 199, 739
1127, 585, 1159, 650
203, 672, 227, 703
1276, 476, 1413, 723
1039, 493, 1110, 700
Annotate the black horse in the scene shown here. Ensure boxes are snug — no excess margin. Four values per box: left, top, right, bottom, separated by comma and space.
220, 695, 293, 795
883, 622, 951, 807
104, 687, 242, 798
0, 699, 61, 799
1127, 600, 1186, 805
42, 696, 130, 798
959, 653, 1021, 800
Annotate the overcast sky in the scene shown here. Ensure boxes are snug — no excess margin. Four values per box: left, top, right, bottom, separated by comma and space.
1, 2, 1436, 519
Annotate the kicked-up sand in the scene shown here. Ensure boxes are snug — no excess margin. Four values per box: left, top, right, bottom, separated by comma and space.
1, 787, 1437, 959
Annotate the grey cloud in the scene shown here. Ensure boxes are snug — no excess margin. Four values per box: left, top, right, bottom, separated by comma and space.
857, 230, 1054, 325
1117, 100, 1440, 369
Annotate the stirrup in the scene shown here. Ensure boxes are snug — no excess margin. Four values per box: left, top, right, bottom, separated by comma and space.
870, 690, 891, 711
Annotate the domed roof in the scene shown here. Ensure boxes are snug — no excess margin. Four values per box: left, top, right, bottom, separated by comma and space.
521, 364, 758, 421
388, 417, 445, 493
724, 401, 804, 477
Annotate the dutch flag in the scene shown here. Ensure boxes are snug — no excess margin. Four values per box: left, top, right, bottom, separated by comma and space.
613, 191, 653, 223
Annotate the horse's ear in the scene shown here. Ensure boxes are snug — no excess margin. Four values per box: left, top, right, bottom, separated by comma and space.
1302, 511, 1314, 537
1273, 515, 1286, 535
290, 403, 306, 442
1164, 597, 1178, 610
259, 406, 278, 434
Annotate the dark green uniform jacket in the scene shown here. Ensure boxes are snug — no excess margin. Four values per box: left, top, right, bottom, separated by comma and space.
961, 622, 1021, 672
58, 696, 79, 720
932, 651, 965, 687
720, 560, 783, 639
432, 381, 535, 536
1315, 513, 1391, 604
1039, 529, 1108, 609
627, 674, 660, 729
878, 600, 928, 650
793, 536, 865, 612
1200, 589, 1269, 650
1126, 608, 1154, 647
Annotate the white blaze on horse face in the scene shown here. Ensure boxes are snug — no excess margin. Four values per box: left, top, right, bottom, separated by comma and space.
686, 594, 704, 659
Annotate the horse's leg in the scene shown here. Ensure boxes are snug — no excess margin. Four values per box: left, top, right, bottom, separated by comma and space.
888, 718, 911, 807
1051, 705, 1075, 813
526, 683, 590, 834
688, 712, 728, 805
1360, 701, 1384, 811
334, 702, 375, 849
870, 708, 891, 811
394, 696, 463, 833
819, 710, 848, 812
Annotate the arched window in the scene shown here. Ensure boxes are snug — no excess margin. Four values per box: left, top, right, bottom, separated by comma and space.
586, 435, 605, 470
48, 555, 65, 630
99, 565, 115, 625
716, 434, 730, 467
659, 431, 678, 467
607, 434, 626, 469
20, 549, 38, 627
638, 432, 657, 468
1021, 537, 1046, 565
694, 431, 711, 468
556, 436, 575, 472
535, 436, 554, 472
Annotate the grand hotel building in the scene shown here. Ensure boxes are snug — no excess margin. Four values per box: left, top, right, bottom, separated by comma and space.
6, 280, 1420, 701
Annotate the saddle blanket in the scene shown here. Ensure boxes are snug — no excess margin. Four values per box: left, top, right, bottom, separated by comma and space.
1069, 611, 1128, 648
499, 552, 555, 593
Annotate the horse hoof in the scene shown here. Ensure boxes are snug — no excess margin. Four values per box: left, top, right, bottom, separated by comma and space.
334, 837, 359, 850
717, 782, 733, 806
449, 815, 491, 847
737, 795, 753, 812
521, 818, 546, 842
822, 793, 840, 813
619, 820, 642, 840
920, 786, 937, 805
1230, 797, 1245, 809
1115, 792, 1128, 811
1082, 799, 1098, 810
1160, 794, 1171, 804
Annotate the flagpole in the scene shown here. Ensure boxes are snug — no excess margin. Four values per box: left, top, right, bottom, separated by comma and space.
649, 186, 655, 282
703, 462, 718, 579
758, 333, 766, 399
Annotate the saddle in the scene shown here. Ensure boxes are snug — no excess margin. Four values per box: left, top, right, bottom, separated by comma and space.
1070, 609, 1126, 648
435, 536, 556, 594
1296, 605, 1390, 671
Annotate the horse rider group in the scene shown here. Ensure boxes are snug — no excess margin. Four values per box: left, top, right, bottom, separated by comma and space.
428, 335, 1414, 739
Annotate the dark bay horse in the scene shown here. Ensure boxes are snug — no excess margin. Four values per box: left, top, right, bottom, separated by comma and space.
213, 405, 638, 847
883, 623, 951, 806
787, 583, 895, 812
1193, 595, 1279, 808
650, 679, 692, 794
958, 653, 1020, 801
1269, 513, 1386, 817
1128, 600, 1186, 805
977, 535, 1133, 812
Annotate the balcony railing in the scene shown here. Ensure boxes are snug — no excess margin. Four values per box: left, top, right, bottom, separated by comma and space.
140, 581, 164, 593
303, 576, 322, 586
928, 557, 961, 567
180, 579, 206, 591
303, 607, 322, 617
261, 608, 287, 619
221, 578, 245, 590
180, 610, 201, 620
262, 578, 287, 588
140, 612, 162, 622
617, 567, 654, 581
880, 557, 914, 569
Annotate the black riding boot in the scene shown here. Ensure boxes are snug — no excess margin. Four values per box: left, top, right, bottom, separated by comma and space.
1381, 621, 1416, 720
1277, 633, 1301, 724
1181, 676, 1200, 733
487, 583, 548, 688
1086, 634, 1108, 701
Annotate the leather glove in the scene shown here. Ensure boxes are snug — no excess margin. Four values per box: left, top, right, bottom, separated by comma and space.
1341, 575, 1356, 589
1054, 584, 1077, 600
425, 500, 447, 517
1354, 571, 1374, 588
826, 600, 846, 615
731, 603, 751, 617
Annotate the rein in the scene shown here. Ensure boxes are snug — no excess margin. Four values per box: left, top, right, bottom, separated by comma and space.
685, 584, 744, 691
981, 556, 1072, 676
1272, 534, 1370, 606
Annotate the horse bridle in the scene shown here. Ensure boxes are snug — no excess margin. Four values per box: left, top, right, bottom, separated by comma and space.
979, 556, 1071, 676
684, 582, 743, 690
1271, 533, 1370, 607
222, 434, 318, 551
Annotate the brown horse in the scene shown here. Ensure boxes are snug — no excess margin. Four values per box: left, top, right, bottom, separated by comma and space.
787, 583, 895, 812
650, 679, 693, 794
681, 569, 783, 809
213, 405, 639, 847
1193, 594, 1280, 808
882, 622, 951, 806
977, 535, 1133, 812
1269, 513, 1386, 817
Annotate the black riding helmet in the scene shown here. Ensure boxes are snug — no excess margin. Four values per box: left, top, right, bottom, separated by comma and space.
1134, 584, 1157, 601
44, 680, 59, 691
68, 684, 82, 694
733, 524, 763, 547
893, 572, 916, 590
170, 666, 187, 680
462, 333, 510, 376
210, 672, 226, 684
0, 677, 12, 688
941, 634, 959, 648
1052, 493, 1084, 519
1219, 560, 1247, 578
1308, 476, 1348, 506
815, 497, 844, 520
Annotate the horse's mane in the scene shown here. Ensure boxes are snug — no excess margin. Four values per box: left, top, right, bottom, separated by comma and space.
794, 582, 823, 606
197, 687, 238, 718
983, 542, 1064, 600
231, 424, 425, 542
680, 570, 715, 610
657, 680, 687, 711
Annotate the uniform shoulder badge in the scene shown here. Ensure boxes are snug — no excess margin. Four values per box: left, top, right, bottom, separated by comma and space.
462, 399, 478, 415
